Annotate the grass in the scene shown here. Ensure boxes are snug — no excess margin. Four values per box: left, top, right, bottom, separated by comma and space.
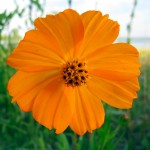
0, 49, 150, 150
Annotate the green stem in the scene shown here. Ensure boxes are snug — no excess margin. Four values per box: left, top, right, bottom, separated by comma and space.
0, 31, 2, 45
68, 0, 72, 8
73, 133, 78, 150
127, 0, 138, 44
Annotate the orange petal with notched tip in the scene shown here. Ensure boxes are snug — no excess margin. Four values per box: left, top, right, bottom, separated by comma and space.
87, 76, 140, 109
70, 86, 105, 135
79, 10, 119, 58
32, 78, 75, 133
7, 30, 64, 72
7, 70, 59, 111
35, 9, 84, 60
87, 43, 140, 81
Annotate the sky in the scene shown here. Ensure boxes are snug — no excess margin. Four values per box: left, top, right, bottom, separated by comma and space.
0, 0, 150, 37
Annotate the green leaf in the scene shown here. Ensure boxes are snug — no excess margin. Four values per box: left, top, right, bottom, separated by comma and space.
55, 133, 70, 150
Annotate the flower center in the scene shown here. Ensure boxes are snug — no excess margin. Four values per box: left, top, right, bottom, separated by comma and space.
62, 60, 88, 87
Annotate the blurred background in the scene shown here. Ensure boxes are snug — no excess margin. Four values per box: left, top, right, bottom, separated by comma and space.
0, 0, 150, 149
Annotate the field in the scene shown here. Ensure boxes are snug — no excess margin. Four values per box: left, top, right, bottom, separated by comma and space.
0, 47, 150, 150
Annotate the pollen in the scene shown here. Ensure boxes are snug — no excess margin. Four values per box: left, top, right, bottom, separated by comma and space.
62, 60, 88, 87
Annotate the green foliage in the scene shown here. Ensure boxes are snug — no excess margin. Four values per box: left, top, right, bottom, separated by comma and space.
0, 9, 17, 31
55, 134, 70, 150
31, 0, 44, 12
76, 115, 125, 150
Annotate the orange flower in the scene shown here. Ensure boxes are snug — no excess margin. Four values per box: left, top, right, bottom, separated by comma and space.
7, 9, 140, 135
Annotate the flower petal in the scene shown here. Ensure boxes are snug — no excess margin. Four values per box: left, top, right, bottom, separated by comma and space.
53, 86, 75, 134
79, 11, 119, 58
7, 30, 64, 72
87, 43, 140, 81
32, 78, 75, 134
70, 86, 105, 135
87, 76, 140, 109
35, 9, 84, 60
7, 70, 59, 112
